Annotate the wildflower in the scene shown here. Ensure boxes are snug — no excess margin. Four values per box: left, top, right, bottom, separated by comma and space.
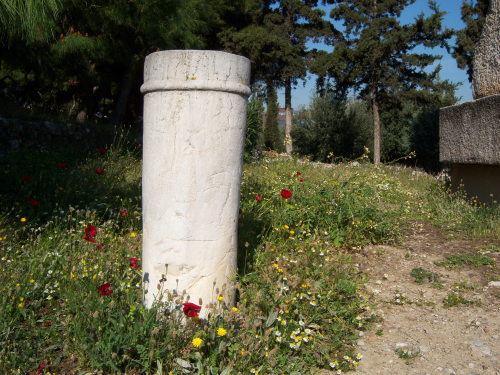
20, 218, 27, 222
96, 243, 104, 250
130, 232, 137, 238
217, 295, 224, 302
182, 302, 201, 317
27, 199, 40, 206
281, 189, 293, 199
98, 147, 106, 154
57, 162, 68, 168
98, 283, 112, 296
192, 337, 203, 348
255, 196, 263, 201
84, 225, 97, 242
20, 176, 32, 181
95, 168, 104, 175
120, 209, 128, 217
231, 307, 239, 312
217, 327, 227, 337
296, 171, 302, 176
129, 257, 139, 270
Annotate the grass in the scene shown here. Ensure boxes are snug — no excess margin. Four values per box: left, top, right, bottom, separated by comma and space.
435, 253, 496, 269
410, 267, 440, 284
0, 136, 499, 374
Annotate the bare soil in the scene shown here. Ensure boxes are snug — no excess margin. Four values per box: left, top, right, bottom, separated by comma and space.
352, 223, 499, 375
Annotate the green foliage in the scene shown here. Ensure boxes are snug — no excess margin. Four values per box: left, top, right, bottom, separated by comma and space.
317, 0, 456, 163
452, 0, 488, 83
435, 254, 495, 269
443, 292, 475, 307
410, 267, 440, 284
263, 82, 282, 151
245, 94, 264, 160
293, 94, 372, 162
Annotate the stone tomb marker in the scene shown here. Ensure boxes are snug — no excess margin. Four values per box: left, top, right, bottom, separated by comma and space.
140, 50, 251, 314
439, 0, 500, 202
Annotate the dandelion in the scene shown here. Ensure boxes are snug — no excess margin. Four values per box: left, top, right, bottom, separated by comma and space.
20, 218, 27, 222
217, 295, 224, 302
217, 327, 227, 337
192, 337, 203, 348
231, 307, 239, 312
130, 232, 137, 238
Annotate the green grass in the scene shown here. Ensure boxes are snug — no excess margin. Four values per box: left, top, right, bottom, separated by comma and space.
0, 139, 498, 374
410, 267, 440, 284
435, 254, 496, 269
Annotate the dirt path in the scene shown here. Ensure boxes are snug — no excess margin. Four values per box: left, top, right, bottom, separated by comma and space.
352, 223, 499, 375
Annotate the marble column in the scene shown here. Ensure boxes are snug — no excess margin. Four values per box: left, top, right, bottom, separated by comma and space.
140, 50, 251, 313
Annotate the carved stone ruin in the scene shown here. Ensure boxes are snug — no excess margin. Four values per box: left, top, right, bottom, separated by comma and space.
140, 50, 251, 314
439, 0, 500, 203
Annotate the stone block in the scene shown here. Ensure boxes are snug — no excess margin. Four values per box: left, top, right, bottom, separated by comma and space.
439, 95, 500, 165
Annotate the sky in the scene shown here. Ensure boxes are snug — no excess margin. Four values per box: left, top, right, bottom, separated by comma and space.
278, 0, 471, 109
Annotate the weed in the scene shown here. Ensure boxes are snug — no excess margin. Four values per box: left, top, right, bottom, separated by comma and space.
395, 348, 420, 363
435, 254, 495, 269
443, 292, 477, 307
410, 267, 440, 284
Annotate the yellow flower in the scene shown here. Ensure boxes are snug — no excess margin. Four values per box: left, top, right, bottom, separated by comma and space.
289, 230, 295, 235
283, 225, 289, 230
18, 303, 24, 308
217, 295, 224, 302
192, 337, 203, 348
231, 307, 239, 312
217, 327, 227, 337
29, 279, 35, 283
130, 232, 137, 238
20, 218, 27, 222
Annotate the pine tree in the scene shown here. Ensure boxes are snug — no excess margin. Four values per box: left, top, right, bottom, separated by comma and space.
320, 0, 453, 164
221, 1, 327, 154
451, 0, 488, 83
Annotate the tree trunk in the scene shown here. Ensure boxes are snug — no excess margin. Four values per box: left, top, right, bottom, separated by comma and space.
111, 59, 138, 125
372, 86, 381, 165
284, 77, 293, 154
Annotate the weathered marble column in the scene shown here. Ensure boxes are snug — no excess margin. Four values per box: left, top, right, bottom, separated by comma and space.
140, 50, 251, 312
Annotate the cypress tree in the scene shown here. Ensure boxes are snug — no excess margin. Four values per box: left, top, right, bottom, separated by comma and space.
264, 81, 281, 151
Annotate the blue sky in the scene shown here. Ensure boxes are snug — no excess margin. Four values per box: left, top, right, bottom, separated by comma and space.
279, 0, 471, 109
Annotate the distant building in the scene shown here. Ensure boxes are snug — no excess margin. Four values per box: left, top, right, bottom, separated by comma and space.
277, 107, 292, 127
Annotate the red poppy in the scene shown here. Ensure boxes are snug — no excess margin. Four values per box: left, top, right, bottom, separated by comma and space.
255, 196, 263, 201
95, 168, 104, 175
97, 243, 104, 249
296, 172, 302, 176
20, 176, 32, 181
299, 178, 304, 183
129, 257, 139, 270
281, 189, 293, 199
120, 209, 128, 217
98, 283, 112, 296
31, 361, 48, 375
84, 225, 97, 242
27, 199, 40, 206
182, 302, 201, 318
84, 235, 96, 242
85, 225, 97, 237
98, 147, 106, 154
57, 162, 68, 168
